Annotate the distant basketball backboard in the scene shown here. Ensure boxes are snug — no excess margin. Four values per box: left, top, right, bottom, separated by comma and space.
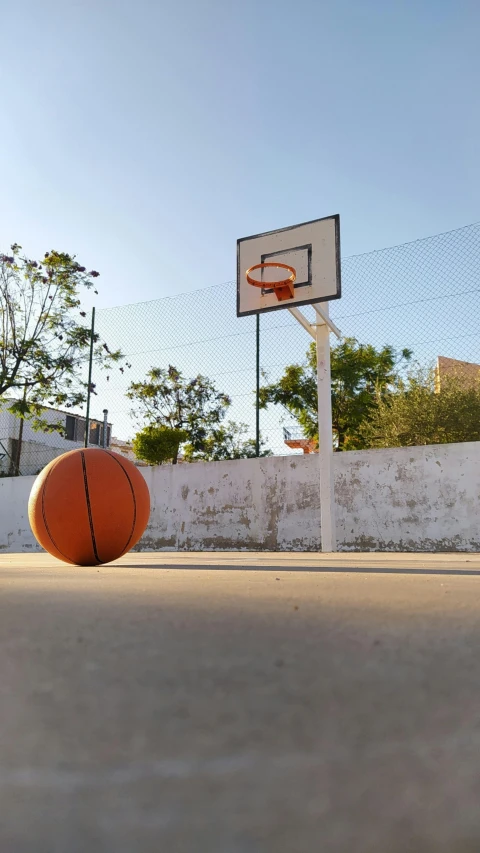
237, 214, 341, 317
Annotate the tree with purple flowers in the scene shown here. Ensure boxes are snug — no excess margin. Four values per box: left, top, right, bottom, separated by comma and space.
0, 244, 121, 430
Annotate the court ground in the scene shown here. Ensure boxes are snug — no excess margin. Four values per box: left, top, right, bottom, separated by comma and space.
1, 550, 480, 852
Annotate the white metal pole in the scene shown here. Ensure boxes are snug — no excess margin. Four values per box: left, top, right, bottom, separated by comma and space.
316, 304, 336, 552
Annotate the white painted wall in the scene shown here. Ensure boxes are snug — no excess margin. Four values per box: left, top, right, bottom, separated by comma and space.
0, 475, 42, 553
2, 441, 480, 554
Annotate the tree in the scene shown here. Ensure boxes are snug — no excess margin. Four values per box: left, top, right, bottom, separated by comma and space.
132, 425, 188, 465
259, 337, 412, 451
0, 244, 121, 428
126, 365, 231, 463
360, 366, 480, 448
183, 421, 272, 461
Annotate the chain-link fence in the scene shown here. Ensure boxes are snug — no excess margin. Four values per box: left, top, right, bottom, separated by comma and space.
90, 221, 480, 458
6, 221, 480, 474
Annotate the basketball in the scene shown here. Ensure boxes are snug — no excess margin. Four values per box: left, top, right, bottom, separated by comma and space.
28, 448, 150, 566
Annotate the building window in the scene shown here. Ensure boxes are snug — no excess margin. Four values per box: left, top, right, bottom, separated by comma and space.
101, 425, 111, 448
65, 415, 76, 441
65, 415, 110, 446
76, 419, 86, 443
89, 422, 100, 445
65, 415, 86, 443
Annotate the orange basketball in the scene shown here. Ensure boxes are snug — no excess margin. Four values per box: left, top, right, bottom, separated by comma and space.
28, 448, 150, 566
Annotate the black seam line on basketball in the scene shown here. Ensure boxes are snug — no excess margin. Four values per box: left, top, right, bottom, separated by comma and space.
80, 451, 102, 564
41, 467, 73, 563
101, 450, 137, 553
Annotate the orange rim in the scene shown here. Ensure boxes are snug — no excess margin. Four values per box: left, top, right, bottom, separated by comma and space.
246, 262, 297, 290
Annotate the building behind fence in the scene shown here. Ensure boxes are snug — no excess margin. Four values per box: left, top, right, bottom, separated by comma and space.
6, 221, 480, 473
0, 405, 112, 477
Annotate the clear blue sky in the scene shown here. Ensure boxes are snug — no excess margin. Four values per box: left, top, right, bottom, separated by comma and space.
1, 0, 479, 308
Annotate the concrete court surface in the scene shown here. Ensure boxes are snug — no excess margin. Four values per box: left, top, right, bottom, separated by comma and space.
1, 552, 480, 852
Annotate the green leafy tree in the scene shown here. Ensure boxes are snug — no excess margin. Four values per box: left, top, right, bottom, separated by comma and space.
259, 337, 412, 450
360, 366, 480, 447
183, 421, 272, 461
0, 244, 122, 429
127, 365, 231, 463
132, 425, 188, 465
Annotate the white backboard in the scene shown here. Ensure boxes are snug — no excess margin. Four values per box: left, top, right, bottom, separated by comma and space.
237, 214, 341, 317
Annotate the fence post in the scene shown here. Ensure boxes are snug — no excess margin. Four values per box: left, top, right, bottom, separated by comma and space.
84, 307, 95, 448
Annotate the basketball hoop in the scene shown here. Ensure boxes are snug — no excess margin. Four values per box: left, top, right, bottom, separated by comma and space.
245, 262, 296, 302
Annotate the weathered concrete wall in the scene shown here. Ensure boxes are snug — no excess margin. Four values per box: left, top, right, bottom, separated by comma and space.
0, 475, 42, 553
2, 442, 480, 553
334, 442, 480, 552
139, 455, 322, 552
